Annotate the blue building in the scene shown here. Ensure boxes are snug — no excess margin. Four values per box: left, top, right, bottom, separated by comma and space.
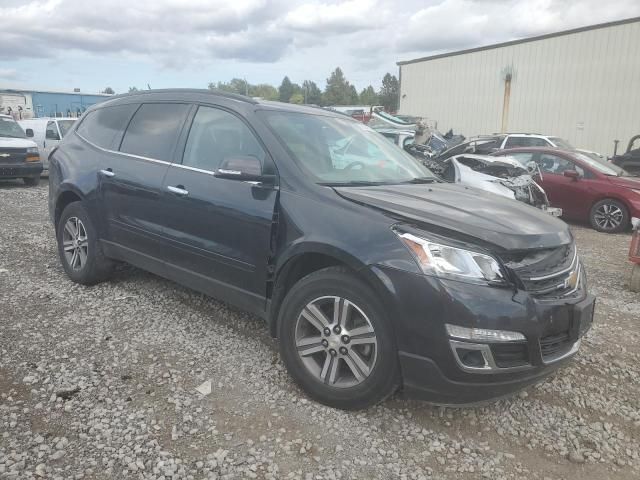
0, 89, 112, 119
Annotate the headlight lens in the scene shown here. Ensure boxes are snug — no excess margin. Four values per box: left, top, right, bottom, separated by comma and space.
26, 147, 40, 162
397, 231, 506, 284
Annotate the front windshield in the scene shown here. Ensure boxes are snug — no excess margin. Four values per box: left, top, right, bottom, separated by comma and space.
260, 111, 435, 185
550, 137, 574, 149
574, 152, 630, 176
57, 120, 76, 137
0, 117, 26, 138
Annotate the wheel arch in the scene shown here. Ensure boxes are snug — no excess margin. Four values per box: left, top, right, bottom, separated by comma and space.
54, 185, 85, 231
267, 243, 396, 338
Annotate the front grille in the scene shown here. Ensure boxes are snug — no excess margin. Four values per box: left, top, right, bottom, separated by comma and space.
501, 243, 582, 298
0, 148, 27, 164
540, 332, 572, 360
491, 343, 529, 368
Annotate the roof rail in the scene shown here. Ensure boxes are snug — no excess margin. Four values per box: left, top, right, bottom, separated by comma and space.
114, 88, 259, 105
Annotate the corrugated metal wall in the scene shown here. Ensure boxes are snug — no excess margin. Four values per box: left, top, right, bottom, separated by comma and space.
399, 19, 640, 157
30, 92, 108, 118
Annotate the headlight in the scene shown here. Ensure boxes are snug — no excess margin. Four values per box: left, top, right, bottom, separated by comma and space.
396, 231, 506, 284
26, 147, 40, 162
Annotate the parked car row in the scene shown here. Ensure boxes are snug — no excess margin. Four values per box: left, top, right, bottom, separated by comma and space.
47, 89, 594, 410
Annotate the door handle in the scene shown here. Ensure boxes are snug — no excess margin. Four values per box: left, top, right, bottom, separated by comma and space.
167, 185, 189, 196
99, 168, 115, 177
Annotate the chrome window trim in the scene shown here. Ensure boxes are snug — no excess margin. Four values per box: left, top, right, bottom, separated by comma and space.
76, 132, 171, 166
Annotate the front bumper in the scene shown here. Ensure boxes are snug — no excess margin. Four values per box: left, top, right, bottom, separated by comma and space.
0, 162, 43, 179
370, 265, 594, 405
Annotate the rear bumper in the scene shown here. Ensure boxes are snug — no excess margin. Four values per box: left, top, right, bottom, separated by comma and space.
0, 162, 43, 179
369, 265, 595, 404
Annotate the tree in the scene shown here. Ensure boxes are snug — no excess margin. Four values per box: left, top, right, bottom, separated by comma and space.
128, 87, 139, 93
359, 85, 379, 106
249, 83, 279, 100
302, 80, 323, 105
379, 73, 399, 111
349, 84, 359, 105
324, 67, 353, 105
102, 87, 115, 95
289, 93, 304, 104
278, 76, 295, 103
209, 78, 249, 95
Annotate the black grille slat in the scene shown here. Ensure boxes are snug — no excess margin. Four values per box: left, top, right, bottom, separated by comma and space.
540, 332, 572, 359
491, 343, 529, 368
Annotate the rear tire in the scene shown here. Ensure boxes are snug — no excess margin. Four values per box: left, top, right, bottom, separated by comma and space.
278, 266, 399, 410
23, 176, 40, 186
589, 199, 629, 233
57, 202, 113, 285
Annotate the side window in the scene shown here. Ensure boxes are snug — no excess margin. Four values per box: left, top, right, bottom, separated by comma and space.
538, 154, 575, 175
182, 106, 265, 171
529, 137, 549, 147
45, 121, 60, 140
120, 103, 191, 161
505, 136, 525, 148
508, 152, 535, 166
76, 104, 138, 149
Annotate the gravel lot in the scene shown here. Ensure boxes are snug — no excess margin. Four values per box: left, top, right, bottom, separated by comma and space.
1, 182, 639, 480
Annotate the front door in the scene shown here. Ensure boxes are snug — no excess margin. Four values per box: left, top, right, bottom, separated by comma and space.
158, 105, 278, 312
535, 153, 592, 219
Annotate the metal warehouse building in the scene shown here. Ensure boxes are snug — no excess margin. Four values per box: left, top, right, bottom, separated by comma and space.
0, 89, 111, 119
398, 17, 640, 157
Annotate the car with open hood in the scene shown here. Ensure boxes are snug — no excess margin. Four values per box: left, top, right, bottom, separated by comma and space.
48, 90, 595, 409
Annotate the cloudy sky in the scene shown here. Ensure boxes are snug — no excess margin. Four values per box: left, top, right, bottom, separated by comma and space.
1, 0, 639, 94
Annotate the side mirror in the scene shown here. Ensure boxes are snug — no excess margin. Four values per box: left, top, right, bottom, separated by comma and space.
25, 128, 34, 138
564, 170, 580, 180
215, 156, 275, 184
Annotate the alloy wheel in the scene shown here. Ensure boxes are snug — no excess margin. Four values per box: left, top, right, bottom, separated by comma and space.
294, 296, 378, 388
594, 204, 624, 231
62, 217, 89, 271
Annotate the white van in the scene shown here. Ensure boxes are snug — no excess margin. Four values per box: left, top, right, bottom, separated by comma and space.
18, 118, 77, 173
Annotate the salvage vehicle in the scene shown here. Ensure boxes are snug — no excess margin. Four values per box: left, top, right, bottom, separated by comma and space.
0, 114, 42, 185
610, 135, 640, 175
439, 154, 561, 216
493, 147, 640, 233
49, 89, 595, 409
19, 117, 77, 174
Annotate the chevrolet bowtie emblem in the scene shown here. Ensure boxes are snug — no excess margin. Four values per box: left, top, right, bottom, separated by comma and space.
0, 153, 10, 158
564, 269, 579, 290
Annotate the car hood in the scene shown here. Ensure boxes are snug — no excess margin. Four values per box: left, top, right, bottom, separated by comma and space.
0, 137, 37, 149
608, 175, 640, 188
335, 183, 571, 251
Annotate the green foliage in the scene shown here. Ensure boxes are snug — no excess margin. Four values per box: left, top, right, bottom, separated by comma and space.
102, 87, 115, 95
302, 80, 323, 105
278, 76, 295, 103
379, 73, 399, 111
324, 67, 356, 106
250, 84, 279, 101
127, 87, 139, 93
289, 93, 304, 104
359, 85, 379, 106
208, 78, 249, 95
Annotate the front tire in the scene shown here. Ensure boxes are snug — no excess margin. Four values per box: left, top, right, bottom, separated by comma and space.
590, 199, 629, 233
57, 202, 113, 285
278, 267, 399, 410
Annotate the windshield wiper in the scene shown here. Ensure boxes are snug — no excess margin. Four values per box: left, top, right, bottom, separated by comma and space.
320, 180, 386, 187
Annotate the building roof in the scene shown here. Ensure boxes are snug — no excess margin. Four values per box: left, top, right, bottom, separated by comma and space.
397, 16, 640, 66
0, 88, 112, 97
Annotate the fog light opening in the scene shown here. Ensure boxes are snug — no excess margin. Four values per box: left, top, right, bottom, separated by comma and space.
457, 348, 488, 369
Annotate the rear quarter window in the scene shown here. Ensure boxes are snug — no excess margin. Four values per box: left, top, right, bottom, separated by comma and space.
76, 104, 139, 150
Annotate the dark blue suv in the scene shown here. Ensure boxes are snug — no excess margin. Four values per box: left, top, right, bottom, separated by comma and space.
49, 89, 595, 410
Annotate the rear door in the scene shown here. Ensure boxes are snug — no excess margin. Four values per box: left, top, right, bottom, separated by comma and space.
157, 104, 278, 311
96, 102, 191, 256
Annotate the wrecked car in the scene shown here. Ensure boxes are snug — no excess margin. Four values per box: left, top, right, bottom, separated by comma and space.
438, 154, 561, 216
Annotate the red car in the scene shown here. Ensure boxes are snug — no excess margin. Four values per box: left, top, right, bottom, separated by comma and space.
492, 147, 640, 233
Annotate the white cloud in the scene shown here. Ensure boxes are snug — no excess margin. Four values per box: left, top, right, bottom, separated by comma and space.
283, 0, 383, 33
0, 68, 19, 80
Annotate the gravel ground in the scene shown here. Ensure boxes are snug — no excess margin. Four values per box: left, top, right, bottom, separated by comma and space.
1, 182, 639, 480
